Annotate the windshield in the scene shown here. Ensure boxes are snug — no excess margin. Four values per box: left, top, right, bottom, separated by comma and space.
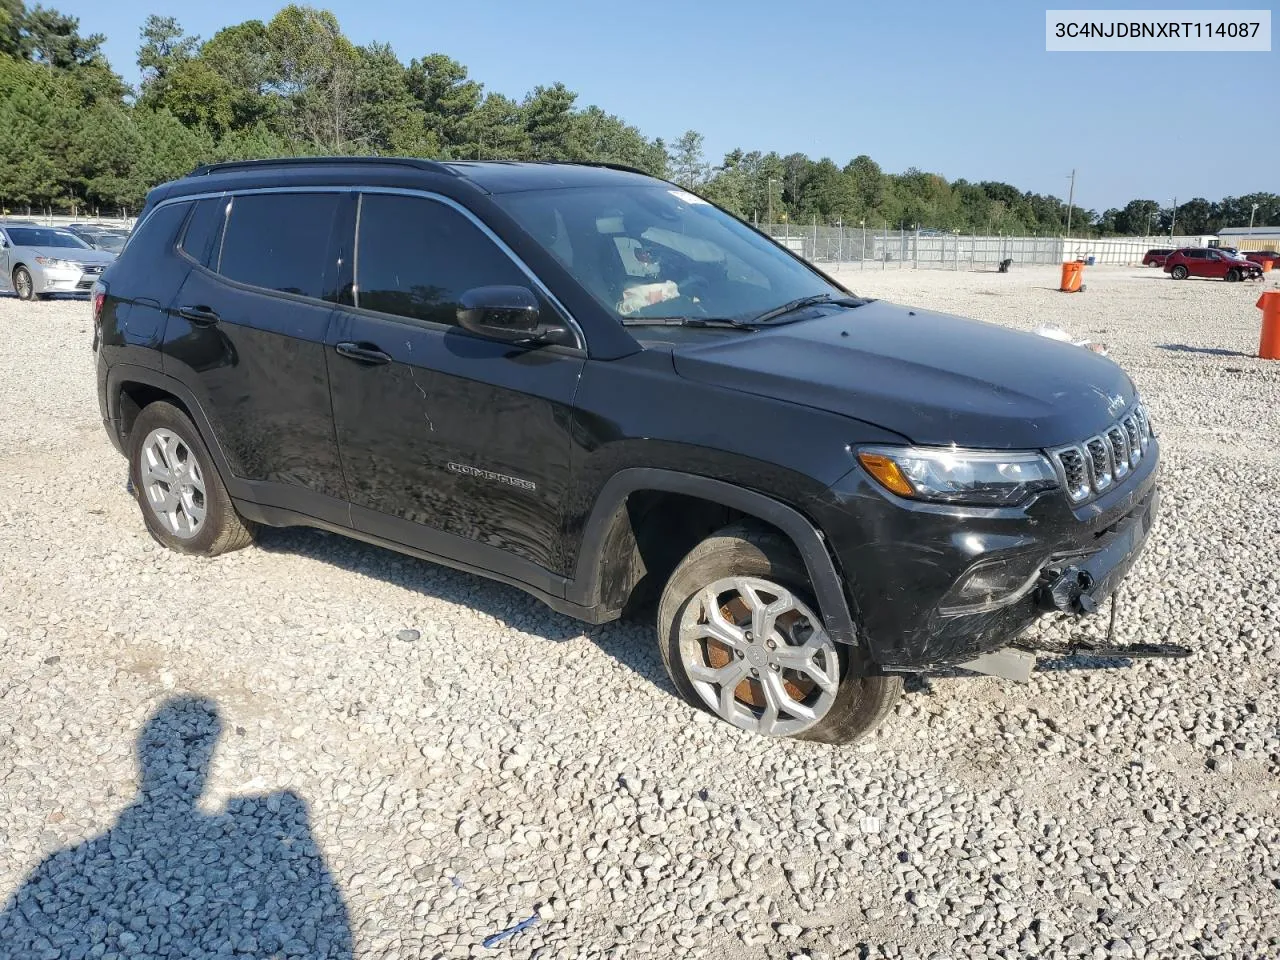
6, 227, 91, 249
90, 233, 126, 251
496, 185, 841, 323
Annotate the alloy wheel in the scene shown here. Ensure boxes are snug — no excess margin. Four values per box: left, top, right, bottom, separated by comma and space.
140, 428, 207, 539
678, 576, 840, 736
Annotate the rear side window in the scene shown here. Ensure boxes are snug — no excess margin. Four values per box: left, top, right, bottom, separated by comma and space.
219, 193, 341, 299
354, 193, 528, 327
121, 203, 190, 263
180, 197, 228, 268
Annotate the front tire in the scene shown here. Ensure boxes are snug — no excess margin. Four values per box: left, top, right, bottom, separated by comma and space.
1170, 265, 1188, 280
1225, 267, 1241, 283
127, 401, 255, 556
12, 267, 35, 301
657, 523, 901, 744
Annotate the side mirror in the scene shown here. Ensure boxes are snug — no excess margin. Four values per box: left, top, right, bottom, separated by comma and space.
456, 285, 563, 344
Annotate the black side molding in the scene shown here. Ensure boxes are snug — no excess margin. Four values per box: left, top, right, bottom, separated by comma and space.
570, 468, 858, 645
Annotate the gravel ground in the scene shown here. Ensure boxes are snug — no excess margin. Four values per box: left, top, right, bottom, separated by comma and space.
1, 265, 1278, 960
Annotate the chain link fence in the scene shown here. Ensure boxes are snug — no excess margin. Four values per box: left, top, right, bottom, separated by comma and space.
762, 223, 1216, 269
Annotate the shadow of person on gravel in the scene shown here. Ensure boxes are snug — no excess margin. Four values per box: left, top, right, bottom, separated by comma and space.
1157, 343, 1253, 358
254, 527, 677, 697
0, 696, 353, 959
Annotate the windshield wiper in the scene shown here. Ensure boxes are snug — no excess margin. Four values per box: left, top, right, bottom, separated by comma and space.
619, 316, 756, 330
750, 293, 862, 325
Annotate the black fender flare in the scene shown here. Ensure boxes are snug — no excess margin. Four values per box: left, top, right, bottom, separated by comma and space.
104, 363, 246, 496
569, 468, 857, 645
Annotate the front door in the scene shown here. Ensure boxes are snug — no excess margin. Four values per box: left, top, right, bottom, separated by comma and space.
327, 191, 584, 588
162, 191, 353, 522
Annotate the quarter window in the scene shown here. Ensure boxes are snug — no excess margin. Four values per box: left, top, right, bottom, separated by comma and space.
219, 193, 341, 299
180, 197, 228, 269
122, 203, 190, 262
355, 193, 528, 327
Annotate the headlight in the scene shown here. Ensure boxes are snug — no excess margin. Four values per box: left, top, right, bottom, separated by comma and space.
34, 256, 76, 269
857, 445, 1060, 507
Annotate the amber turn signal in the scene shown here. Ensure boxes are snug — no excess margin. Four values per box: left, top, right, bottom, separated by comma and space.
857, 452, 915, 497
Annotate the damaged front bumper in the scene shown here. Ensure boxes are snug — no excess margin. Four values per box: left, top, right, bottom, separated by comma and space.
818, 434, 1179, 674
960, 485, 1187, 680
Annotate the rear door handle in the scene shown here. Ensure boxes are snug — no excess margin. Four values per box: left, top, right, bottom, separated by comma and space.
335, 341, 393, 365
178, 305, 220, 326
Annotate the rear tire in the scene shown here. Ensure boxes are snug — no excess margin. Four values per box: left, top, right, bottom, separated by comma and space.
127, 401, 255, 556
1171, 265, 1188, 280
657, 522, 901, 744
12, 267, 35, 301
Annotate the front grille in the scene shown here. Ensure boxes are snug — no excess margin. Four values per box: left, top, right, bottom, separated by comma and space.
1050, 403, 1153, 503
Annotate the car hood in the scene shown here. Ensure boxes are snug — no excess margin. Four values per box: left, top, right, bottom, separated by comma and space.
22, 246, 116, 265
670, 301, 1136, 449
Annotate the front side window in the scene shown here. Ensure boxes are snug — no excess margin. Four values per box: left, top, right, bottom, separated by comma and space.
355, 193, 528, 327
219, 193, 341, 299
5, 227, 91, 249
495, 185, 840, 323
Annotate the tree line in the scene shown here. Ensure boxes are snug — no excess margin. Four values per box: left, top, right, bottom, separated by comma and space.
1, 1, 1276, 236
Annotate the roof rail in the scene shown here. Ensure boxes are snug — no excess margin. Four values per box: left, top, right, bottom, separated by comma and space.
188, 156, 458, 177
555, 160, 653, 177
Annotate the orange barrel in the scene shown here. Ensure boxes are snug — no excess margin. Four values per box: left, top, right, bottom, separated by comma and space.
1259, 257, 1275, 273
1060, 261, 1084, 292
1259, 291, 1280, 360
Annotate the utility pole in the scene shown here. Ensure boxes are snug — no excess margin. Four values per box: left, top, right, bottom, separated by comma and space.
1249, 202, 1259, 235
1065, 169, 1076, 238
1170, 197, 1177, 240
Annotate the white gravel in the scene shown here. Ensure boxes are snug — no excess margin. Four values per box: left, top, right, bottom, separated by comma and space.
1, 266, 1278, 960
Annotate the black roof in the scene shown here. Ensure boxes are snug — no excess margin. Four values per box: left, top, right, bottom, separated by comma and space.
181, 157, 659, 195
441, 160, 658, 193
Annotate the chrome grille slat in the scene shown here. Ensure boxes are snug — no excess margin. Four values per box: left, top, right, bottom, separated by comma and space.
1122, 415, 1141, 466
1085, 437, 1112, 490
1106, 426, 1130, 478
1051, 405, 1152, 503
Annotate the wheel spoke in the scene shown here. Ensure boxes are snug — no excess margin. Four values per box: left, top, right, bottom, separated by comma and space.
773, 634, 840, 694
690, 587, 746, 648
182, 491, 206, 529
716, 663, 750, 717
761, 671, 817, 724
143, 453, 174, 486
739, 580, 794, 642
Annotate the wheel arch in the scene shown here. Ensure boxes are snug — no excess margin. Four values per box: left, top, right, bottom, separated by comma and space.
106, 364, 240, 490
569, 468, 857, 644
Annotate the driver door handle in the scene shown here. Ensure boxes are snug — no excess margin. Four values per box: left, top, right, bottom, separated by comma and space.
335, 341, 393, 365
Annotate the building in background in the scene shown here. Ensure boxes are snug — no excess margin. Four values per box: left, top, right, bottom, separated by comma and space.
1216, 226, 1280, 252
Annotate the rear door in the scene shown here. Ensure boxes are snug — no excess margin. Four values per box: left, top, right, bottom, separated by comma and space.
163, 190, 353, 523
326, 191, 584, 586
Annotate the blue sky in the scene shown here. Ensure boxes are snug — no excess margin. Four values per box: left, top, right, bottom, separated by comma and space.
60, 0, 1277, 211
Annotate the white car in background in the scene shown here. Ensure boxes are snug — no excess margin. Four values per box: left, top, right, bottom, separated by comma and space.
0, 223, 117, 300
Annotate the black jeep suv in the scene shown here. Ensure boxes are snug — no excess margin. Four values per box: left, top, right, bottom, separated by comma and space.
94, 158, 1162, 743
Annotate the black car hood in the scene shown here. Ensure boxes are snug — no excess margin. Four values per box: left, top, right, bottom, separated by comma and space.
671, 301, 1136, 449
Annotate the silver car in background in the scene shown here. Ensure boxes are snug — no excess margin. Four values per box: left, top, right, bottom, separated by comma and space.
0, 223, 117, 300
